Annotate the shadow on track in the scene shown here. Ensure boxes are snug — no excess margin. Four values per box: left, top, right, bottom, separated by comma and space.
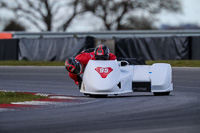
78, 93, 174, 99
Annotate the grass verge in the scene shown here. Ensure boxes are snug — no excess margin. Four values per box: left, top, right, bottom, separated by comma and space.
0, 60, 64, 66
0, 91, 47, 104
0, 60, 200, 67
146, 60, 200, 67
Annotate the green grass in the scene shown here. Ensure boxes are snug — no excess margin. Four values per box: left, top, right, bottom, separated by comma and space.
0, 91, 47, 104
0, 60, 200, 67
0, 60, 64, 66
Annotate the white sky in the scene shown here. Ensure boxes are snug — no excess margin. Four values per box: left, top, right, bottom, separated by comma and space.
154, 0, 200, 27
0, 0, 200, 32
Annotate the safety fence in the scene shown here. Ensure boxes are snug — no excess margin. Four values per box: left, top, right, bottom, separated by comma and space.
0, 36, 200, 61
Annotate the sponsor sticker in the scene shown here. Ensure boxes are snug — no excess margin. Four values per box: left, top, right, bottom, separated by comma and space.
95, 67, 113, 78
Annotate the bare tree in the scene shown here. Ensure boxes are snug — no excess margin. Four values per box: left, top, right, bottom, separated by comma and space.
3, 20, 26, 31
79, 0, 182, 30
0, 0, 85, 31
121, 16, 156, 30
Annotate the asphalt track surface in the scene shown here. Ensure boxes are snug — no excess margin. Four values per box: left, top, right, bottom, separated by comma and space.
0, 66, 200, 133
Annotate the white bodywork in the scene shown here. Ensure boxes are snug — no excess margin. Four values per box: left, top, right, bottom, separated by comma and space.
80, 60, 173, 95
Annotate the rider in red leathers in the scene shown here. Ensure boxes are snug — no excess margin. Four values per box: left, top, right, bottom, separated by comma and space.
65, 45, 116, 88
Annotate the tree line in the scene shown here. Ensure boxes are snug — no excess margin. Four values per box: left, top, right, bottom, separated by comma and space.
0, 0, 182, 31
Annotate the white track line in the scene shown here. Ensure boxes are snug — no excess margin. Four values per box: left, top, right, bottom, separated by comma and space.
49, 96, 78, 99
11, 101, 63, 105
35, 93, 49, 97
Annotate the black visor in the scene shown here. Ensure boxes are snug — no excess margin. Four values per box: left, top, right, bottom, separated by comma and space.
72, 62, 81, 74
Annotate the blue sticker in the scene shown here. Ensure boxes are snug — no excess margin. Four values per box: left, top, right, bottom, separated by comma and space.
149, 72, 152, 74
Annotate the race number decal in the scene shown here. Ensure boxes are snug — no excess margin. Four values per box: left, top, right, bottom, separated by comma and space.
95, 67, 113, 78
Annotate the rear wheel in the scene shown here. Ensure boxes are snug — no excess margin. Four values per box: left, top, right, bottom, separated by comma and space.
153, 91, 170, 96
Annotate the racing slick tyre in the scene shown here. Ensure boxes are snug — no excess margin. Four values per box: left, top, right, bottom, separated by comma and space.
153, 91, 170, 96
88, 94, 108, 98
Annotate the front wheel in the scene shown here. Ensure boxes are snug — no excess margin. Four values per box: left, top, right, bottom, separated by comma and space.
88, 94, 108, 98
153, 91, 170, 96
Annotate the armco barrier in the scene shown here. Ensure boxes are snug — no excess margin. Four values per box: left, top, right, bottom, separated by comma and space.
12, 30, 200, 39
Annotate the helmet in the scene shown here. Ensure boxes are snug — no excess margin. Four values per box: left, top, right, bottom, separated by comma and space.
94, 44, 110, 60
65, 57, 82, 74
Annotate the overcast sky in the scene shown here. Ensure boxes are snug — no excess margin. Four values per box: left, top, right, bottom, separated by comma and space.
67, 0, 200, 32
0, 0, 200, 32
154, 0, 200, 27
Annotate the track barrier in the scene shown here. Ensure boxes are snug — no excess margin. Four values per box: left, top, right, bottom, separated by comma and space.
0, 34, 200, 60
